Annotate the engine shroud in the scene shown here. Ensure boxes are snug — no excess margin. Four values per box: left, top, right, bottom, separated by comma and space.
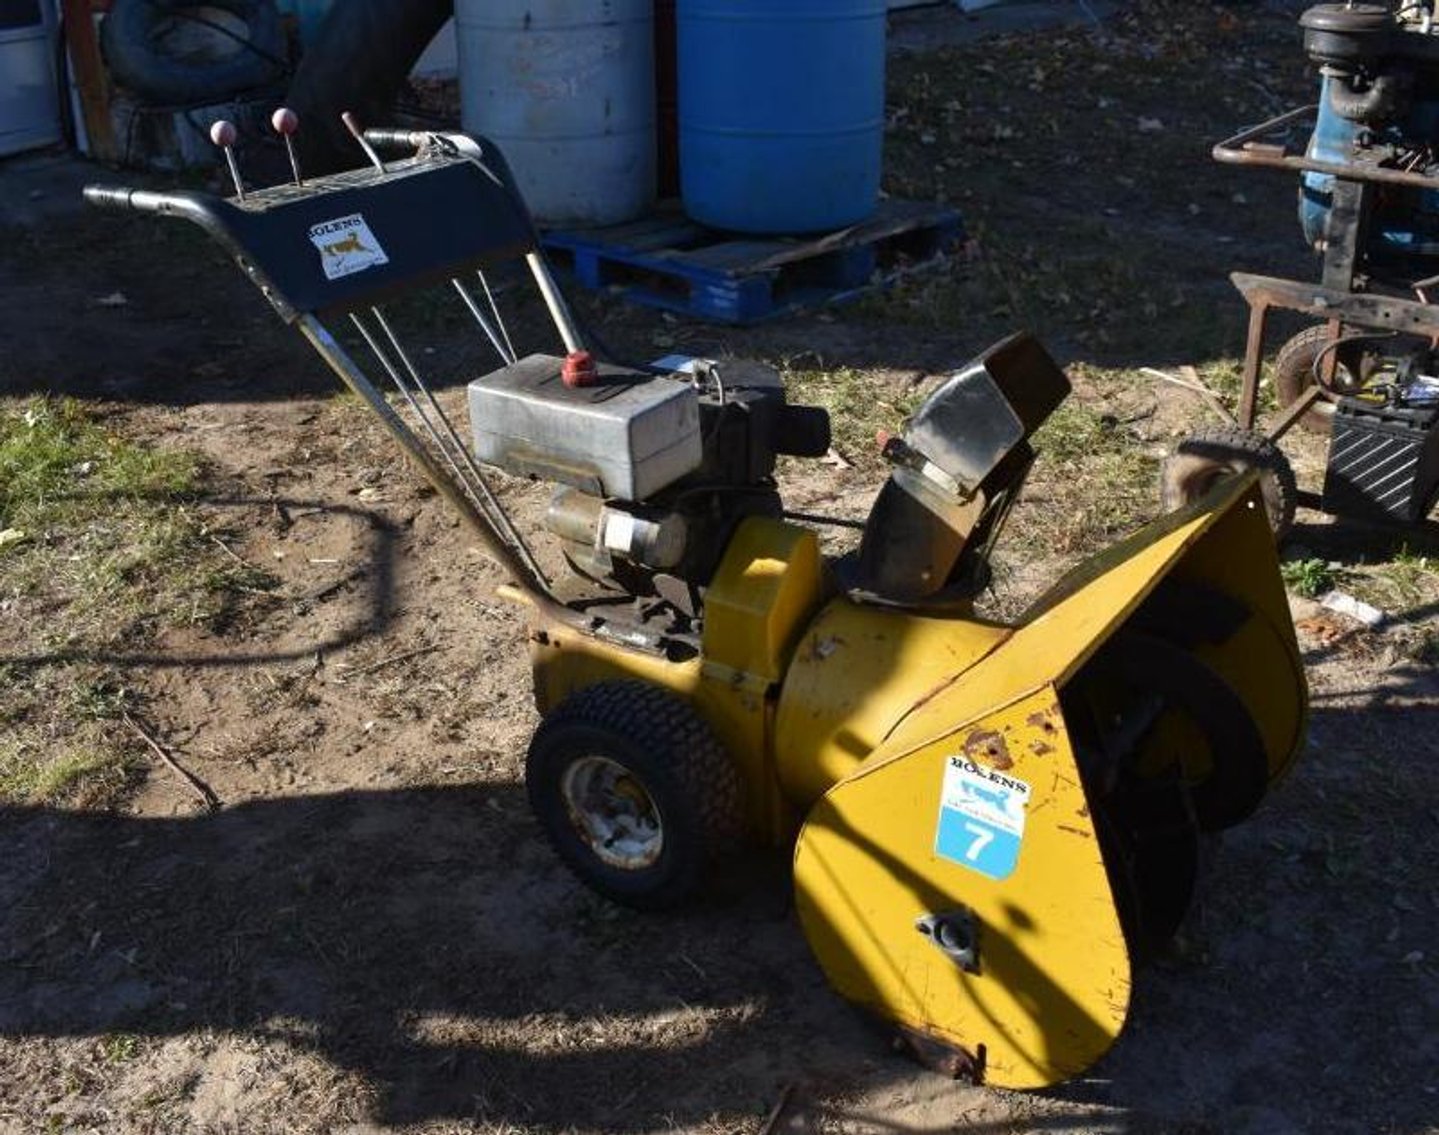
468, 353, 831, 591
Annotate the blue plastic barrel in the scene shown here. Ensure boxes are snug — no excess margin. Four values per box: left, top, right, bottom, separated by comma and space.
456, 0, 656, 227
677, 0, 886, 234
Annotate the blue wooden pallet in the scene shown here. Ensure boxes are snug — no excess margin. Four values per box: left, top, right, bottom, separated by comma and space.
541, 199, 965, 324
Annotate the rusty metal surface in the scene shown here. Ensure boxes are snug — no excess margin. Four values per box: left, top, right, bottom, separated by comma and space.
1239, 298, 1269, 430
1229, 272, 1439, 431
1267, 383, 1326, 444
1230, 273, 1439, 333
1213, 103, 1439, 191
892, 1025, 987, 1083
1321, 181, 1369, 294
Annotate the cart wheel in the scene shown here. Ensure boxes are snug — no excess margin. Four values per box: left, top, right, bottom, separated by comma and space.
1273, 324, 1367, 434
1160, 426, 1297, 542
526, 681, 743, 910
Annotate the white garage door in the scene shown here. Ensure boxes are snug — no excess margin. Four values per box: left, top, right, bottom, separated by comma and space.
1, 0, 61, 157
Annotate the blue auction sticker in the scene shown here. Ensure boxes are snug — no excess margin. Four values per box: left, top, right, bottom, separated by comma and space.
934, 755, 1031, 881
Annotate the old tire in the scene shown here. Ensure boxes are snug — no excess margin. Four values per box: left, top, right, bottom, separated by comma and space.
1160, 426, 1297, 542
1273, 324, 1367, 435
101, 0, 287, 106
526, 681, 743, 910
285, 0, 454, 174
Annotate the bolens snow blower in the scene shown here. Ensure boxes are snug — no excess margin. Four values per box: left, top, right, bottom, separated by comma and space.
84, 119, 1307, 1088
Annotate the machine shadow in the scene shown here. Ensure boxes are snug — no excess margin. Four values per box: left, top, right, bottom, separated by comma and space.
0, 784, 857, 1131
0, 495, 400, 671
1052, 696, 1439, 1134
3, 702, 1434, 1131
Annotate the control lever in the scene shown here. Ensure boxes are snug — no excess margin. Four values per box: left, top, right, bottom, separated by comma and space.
341, 111, 386, 174
271, 107, 304, 187
363, 128, 428, 155
208, 120, 246, 201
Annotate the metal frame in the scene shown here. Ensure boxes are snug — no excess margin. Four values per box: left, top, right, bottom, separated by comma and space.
1230, 271, 1439, 434
1216, 103, 1439, 438
1213, 104, 1439, 193
85, 129, 612, 630
1213, 93, 1439, 528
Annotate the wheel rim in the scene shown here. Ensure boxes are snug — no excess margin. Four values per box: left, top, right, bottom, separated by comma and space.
560, 756, 664, 870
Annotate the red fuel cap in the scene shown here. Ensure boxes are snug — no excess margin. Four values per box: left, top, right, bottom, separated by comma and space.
561, 350, 599, 388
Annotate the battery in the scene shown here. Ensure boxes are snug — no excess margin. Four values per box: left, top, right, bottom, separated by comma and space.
1321, 397, 1439, 523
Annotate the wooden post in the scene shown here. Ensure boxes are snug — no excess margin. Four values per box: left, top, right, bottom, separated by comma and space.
60, 0, 118, 163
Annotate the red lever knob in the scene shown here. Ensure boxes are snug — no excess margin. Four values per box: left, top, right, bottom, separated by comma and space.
561, 350, 599, 389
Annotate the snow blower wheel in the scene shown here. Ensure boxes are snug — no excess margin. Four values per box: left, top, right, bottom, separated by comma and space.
1161, 426, 1298, 541
525, 681, 744, 910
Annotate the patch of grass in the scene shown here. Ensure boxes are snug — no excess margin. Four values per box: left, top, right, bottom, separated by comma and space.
1194, 358, 1247, 407
0, 733, 140, 809
974, 397, 1162, 618
0, 664, 143, 808
781, 366, 926, 471
0, 746, 118, 803
0, 398, 279, 807
0, 397, 280, 648
1036, 401, 1158, 512
1339, 545, 1439, 617
0, 397, 198, 524
999, 400, 1161, 568
98, 1033, 140, 1065
1282, 557, 1338, 599
1376, 546, 1439, 605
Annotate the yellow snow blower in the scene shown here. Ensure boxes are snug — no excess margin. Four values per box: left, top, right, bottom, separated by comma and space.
84, 121, 1307, 1088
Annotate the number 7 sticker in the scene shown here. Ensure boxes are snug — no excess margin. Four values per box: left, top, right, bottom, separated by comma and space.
935, 756, 1031, 881
961, 821, 994, 861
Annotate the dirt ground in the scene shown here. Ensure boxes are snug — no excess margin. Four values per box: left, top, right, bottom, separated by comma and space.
2, 2, 1438, 1133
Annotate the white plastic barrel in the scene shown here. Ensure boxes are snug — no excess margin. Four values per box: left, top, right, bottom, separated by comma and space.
455, 0, 656, 227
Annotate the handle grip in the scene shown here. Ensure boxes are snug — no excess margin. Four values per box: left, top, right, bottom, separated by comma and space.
83, 184, 184, 215
362, 128, 426, 155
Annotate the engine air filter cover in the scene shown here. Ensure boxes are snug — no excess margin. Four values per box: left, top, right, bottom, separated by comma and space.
468, 353, 702, 501
1299, 3, 1394, 69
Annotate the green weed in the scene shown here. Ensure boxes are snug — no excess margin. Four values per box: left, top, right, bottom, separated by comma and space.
0, 397, 198, 526
1281, 558, 1337, 599
99, 1033, 140, 1065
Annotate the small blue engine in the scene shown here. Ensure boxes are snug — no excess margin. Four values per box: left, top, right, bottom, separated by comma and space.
1298, 4, 1439, 269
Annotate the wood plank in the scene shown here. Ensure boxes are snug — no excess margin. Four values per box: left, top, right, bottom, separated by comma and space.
665, 239, 793, 272
548, 213, 705, 255
60, 0, 117, 163
749, 201, 958, 270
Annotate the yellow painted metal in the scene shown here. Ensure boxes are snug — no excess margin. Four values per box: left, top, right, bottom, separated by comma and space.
522, 472, 1304, 1084
794, 685, 1129, 1089
1158, 485, 1307, 784
700, 518, 825, 682
790, 472, 1306, 1087
774, 602, 1011, 808
528, 517, 825, 841
885, 472, 1305, 772
531, 621, 779, 837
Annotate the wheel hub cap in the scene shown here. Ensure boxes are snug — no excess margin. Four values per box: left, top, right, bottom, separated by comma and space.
560, 756, 664, 870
